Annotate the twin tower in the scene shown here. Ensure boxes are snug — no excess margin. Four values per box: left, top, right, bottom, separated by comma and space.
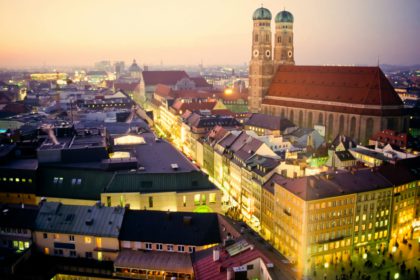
249, 7, 295, 113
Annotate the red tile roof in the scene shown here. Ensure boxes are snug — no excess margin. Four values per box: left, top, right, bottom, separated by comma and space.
263, 65, 404, 116
190, 77, 212, 88
142, 71, 189, 85
370, 129, 408, 148
171, 101, 218, 115
113, 81, 140, 92
193, 245, 271, 280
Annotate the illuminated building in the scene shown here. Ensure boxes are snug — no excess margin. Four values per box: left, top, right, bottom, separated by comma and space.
0, 205, 38, 252
268, 170, 394, 274
33, 202, 125, 261
248, 7, 408, 144
30, 73, 68, 82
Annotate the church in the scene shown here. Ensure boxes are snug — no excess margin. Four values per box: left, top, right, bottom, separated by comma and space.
248, 7, 407, 144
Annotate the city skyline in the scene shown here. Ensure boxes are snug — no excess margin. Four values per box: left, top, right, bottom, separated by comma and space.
0, 0, 420, 68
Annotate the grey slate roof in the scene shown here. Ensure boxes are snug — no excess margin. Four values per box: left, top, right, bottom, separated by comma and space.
135, 140, 198, 173
271, 169, 394, 201
35, 202, 125, 237
105, 171, 216, 194
119, 210, 221, 246
245, 113, 295, 131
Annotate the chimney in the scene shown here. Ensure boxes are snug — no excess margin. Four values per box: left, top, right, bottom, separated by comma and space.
213, 247, 220, 262
183, 216, 192, 225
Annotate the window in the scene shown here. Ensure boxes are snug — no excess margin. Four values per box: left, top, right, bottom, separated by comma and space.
145, 243, 152, 250
54, 249, 63, 256
209, 193, 216, 204
44, 247, 49, 255
167, 244, 174, 251
98, 252, 103, 261
43, 233, 48, 239
148, 196, 154, 208
69, 235, 75, 241
201, 194, 206, 205
69, 250, 76, 257
107, 196, 111, 207
178, 245, 185, 252
84, 237, 92, 244
189, 246, 195, 253
53, 234, 59, 240
183, 196, 186, 207
156, 244, 163, 251
85, 252, 93, 258
194, 194, 200, 206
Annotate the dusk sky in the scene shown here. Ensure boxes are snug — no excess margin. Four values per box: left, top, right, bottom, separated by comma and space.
0, 0, 419, 68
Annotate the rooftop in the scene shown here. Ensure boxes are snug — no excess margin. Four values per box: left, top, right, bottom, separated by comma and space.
35, 202, 125, 237
264, 66, 404, 116
115, 249, 193, 275
270, 169, 394, 201
119, 210, 221, 245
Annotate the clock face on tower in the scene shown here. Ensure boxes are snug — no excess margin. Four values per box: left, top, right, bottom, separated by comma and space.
253, 50, 259, 58
265, 50, 271, 58
288, 50, 293, 58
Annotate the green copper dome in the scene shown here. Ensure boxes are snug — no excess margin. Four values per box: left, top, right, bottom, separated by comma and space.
275, 10, 294, 23
253, 7, 272, 20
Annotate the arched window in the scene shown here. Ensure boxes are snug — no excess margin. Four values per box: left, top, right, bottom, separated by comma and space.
307, 112, 313, 128
255, 34, 258, 42
365, 118, 374, 141
339, 115, 345, 134
318, 113, 323, 125
278, 36, 282, 43
266, 34, 269, 43
328, 114, 334, 139
298, 111, 303, 127
350, 117, 356, 139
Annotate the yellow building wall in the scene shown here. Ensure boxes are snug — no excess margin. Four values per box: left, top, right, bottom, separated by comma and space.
33, 231, 119, 261
101, 190, 222, 213
36, 196, 96, 206
0, 193, 37, 205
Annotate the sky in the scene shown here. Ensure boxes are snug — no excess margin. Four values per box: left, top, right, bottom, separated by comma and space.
0, 0, 419, 68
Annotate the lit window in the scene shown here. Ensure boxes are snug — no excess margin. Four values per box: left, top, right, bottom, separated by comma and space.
194, 194, 200, 206
85, 237, 92, 244
209, 193, 216, 204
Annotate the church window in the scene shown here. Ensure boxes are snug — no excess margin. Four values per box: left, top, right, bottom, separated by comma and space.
350, 117, 356, 139
339, 115, 345, 134
266, 34, 269, 42
328, 114, 334, 140
278, 36, 281, 43
307, 112, 313, 127
365, 118, 374, 142
255, 34, 258, 42
298, 111, 303, 127
318, 113, 323, 125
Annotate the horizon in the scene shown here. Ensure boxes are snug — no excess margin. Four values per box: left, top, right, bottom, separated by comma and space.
1, 0, 420, 68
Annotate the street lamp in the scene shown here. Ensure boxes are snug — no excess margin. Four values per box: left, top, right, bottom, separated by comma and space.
394, 272, 399, 279
362, 253, 367, 260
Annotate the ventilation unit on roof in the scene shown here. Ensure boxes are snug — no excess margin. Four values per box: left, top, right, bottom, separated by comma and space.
85, 218, 93, 226
171, 163, 179, 170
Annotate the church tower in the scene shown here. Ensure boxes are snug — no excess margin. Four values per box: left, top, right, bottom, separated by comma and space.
248, 7, 274, 113
273, 10, 295, 69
